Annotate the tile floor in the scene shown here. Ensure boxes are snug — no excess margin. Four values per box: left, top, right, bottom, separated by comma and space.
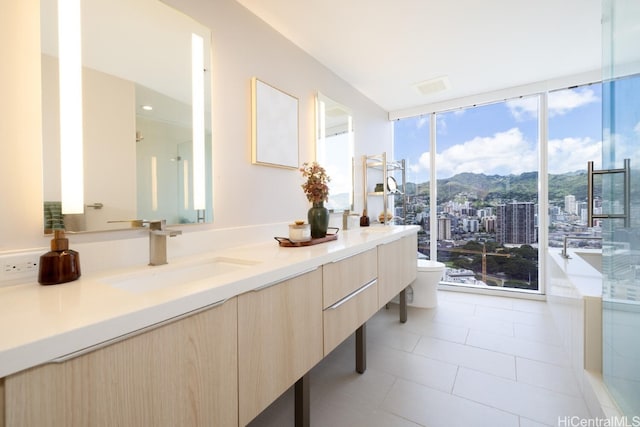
248, 290, 593, 427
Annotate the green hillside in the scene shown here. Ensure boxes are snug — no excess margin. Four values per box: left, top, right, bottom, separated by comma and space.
407, 170, 588, 205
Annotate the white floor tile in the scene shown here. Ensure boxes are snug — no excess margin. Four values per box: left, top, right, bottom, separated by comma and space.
312, 366, 397, 409
514, 322, 563, 347
439, 290, 515, 310
367, 321, 423, 352
414, 335, 516, 380
453, 367, 591, 426
432, 309, 515, 337
475, 304, 556, 327
314, 393, 423, 427
516, 357, 582, 397
367, 343, 458, 393
519, 417, 553, 427
466, 329, 571, 367
393, 305, 470, 344
511, 298, 551, 314
382, 378, 519, 427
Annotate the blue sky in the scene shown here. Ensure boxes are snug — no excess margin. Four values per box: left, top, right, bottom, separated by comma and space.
394, 85, 603, 184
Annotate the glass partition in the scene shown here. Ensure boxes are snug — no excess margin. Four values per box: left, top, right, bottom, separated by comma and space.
601, 0, 640, 414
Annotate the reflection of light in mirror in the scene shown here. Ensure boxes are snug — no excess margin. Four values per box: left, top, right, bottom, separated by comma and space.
191, 33, 205, 210
141, 105, 153, 111
183, 160, 189, 209
151, 156, 158, 211
316, 93, 354, 211
59, 0, 84, 214
317, 100, 326, 161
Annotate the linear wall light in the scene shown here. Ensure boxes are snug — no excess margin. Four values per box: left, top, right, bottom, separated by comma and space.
58, 0, 84, 214
191, 33, 205, 211
151, 156, 158, 211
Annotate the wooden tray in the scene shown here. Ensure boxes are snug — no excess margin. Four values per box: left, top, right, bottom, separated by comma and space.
275, 228, 339, 247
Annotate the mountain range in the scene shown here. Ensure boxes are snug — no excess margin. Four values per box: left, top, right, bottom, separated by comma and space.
406, 171, 589, 205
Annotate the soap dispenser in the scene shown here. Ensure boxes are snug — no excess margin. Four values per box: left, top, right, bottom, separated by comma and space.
38, 230, 81, 285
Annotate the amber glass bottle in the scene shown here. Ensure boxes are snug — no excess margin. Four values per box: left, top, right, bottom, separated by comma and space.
38, 230, 81, 285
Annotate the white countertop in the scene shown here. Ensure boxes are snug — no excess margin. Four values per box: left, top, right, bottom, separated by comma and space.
0, 225, 418, 378
547, 248, 602, 299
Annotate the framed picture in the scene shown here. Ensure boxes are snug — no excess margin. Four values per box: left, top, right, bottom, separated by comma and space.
251, 77, 299, 169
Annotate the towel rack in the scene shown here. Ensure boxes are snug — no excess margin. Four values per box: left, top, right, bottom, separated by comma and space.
587, 158, 630, 227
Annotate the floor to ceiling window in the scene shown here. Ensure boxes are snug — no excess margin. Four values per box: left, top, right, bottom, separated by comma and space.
395, 96, 540, 292
547, 84, 603, 251
393, 116, 431, 257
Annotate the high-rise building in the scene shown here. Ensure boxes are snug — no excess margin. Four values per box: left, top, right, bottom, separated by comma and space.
565, 195, 577, 215
483, 216, 496, 232
438, 216, 452, 240
496, 202, 536, 244
462, 218, 479, 232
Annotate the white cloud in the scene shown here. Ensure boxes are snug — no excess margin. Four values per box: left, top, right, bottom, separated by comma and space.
437, 114, 449, 135
409, 128, 535, 178
416, 116, 429, 129
407, 128, 605, 180
548, 87, 599, 116
506, 97, 538, 121
506, 87, 599, 121
547, 137, 601, 174
435, 128, 536, 177
603, 129, 640, 164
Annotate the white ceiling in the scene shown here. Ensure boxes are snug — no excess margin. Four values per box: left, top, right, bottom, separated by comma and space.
234, 0, 603, 114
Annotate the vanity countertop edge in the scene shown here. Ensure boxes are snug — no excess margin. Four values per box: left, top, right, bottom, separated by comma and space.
0, 225, 419, 378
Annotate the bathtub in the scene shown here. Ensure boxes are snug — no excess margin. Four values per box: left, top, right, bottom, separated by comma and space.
547, 248, 622, 417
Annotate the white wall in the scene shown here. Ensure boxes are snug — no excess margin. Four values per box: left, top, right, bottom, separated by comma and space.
0, 0, 391, 252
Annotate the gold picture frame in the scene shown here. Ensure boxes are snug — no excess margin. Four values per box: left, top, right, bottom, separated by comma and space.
251, 77, 299, 169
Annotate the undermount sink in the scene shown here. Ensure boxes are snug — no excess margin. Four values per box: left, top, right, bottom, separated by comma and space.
103, 257, 260, 294
573, 251, 603, 273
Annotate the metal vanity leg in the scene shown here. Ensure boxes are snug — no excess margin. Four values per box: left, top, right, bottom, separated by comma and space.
399, 288, 407, 323
356, 323, 366, 374
295, 373, 310, 427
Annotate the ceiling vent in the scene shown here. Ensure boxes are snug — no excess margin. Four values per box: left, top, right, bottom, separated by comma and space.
414, 76, 451, 96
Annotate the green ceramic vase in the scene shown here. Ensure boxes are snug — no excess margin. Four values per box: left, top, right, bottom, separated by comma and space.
308, 202, 329, 238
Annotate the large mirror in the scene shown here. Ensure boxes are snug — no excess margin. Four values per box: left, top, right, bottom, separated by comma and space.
40, 0, 212, 233
315, 93, 354, 212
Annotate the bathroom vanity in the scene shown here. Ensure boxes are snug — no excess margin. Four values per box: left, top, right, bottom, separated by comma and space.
0, 225, 418, 426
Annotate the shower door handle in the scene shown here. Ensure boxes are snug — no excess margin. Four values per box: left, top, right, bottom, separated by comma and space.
587, 158, 630, 227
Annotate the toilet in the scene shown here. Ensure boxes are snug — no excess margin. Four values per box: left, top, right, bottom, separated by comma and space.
408, 260, 445, 308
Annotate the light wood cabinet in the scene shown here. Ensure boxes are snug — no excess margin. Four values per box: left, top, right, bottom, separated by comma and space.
323, 278, 378, 356
322, 248, 378, 355
238, 268, 323, 426
4, 298, 238, 427
322, 248, 377, 309
377, 234, 417, 306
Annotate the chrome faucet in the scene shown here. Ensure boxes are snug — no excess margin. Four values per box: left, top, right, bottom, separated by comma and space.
148, 220, 182, 266
562, 236, 602, 259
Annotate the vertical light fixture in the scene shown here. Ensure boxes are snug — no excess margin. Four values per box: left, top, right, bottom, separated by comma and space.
191, 33, 205, 210
58, 0, 84, 214
151, 156, 158, 211
317, 98, 326, 163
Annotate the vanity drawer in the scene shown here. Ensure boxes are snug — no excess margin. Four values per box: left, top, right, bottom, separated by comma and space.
323, 278, 378, 355
322, 248, 377, 309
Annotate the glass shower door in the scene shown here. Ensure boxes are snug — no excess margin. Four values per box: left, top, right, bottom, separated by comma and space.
601, 0, 640, 416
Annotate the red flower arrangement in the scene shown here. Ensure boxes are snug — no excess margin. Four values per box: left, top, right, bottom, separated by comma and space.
300, 162, 330, 204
